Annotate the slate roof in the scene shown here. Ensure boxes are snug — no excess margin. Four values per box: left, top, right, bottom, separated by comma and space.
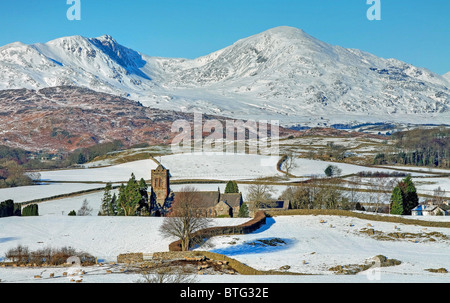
172, 190, 242, 209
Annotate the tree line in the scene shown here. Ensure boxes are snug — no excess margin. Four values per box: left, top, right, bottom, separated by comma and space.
97, 173, 151, 216
0, 200, 38, 217
373, 127, 449, 168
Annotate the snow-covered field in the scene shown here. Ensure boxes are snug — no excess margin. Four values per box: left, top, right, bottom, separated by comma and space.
201, 215, 450, 278
0, 183, 106, 204
1, 214, 449, 283
289, 158, 432, 178
160, 153, 282, 181
36, 153, 437, 185
36, 153, 282, 183
38, 159, 159, 183
1, 152, 449, 283
2, 152, 448, 208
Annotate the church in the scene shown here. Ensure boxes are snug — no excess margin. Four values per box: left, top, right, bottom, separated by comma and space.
148, 164, 243, 217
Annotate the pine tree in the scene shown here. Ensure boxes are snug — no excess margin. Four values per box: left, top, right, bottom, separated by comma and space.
109, 193, 117, 216
403, 175, 419, 215
116, 184, 126, 216
390, 187, 404, 215
117, 174, 142, 216
225, 180, 239, 193
99, 183, 113, 216
238, 203, 249, 218
22, 204, 38, 216
139, 178, 148, 191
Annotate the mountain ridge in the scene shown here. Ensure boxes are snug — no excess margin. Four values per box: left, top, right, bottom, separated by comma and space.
0, 26, 449, 126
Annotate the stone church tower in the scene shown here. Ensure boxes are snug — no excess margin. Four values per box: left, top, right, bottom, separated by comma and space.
151, 164, 170, 208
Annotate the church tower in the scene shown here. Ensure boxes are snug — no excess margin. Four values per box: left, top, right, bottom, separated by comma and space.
151, 164, 170, 207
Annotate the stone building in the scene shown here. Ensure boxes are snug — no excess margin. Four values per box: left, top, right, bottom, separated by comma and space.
187, 191, 243, 218
151, 164, 170, 208
148, 164, 242, 217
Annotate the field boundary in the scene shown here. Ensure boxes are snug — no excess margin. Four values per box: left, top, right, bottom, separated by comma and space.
265, 209, 450, 228
150, 251, 308, 276
168, 211, 267, 251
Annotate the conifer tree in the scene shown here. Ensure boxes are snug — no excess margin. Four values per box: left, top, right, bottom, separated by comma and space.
238, 203, 249, 218
116, 184, 126, 216
225, 180, 239, 193
99, 183, 113, 216
390, 187, 404, 215
403, 175, 419, 215
389, 175, 418, 215
117, 174, 142, 216
109, 193, 117, 215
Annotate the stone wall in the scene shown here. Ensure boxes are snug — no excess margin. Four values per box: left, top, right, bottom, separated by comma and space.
116, 252, 143, 264
168, 211, 267, 251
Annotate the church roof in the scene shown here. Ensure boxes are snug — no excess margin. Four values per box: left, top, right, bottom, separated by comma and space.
172, 191, 242, 209
220, 193, 243, 208
154, 164, 168, 172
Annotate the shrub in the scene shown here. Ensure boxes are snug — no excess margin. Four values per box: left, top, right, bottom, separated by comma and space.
0, 200, 15, 217
4, 245, 95, 266
22, 204, 39, 216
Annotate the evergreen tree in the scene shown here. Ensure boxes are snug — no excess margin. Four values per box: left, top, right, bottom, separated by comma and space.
238, 203, 249, 218
109, 193, 117, 216
389, 176, 418, 215
68, 210, 76, 216
390, 187, 404, 215
117, 174, 142, 216
99, 183, 113, 216
116, 184, 126, 216
22, 204, 38, 216
225, 180, 239, 193
138, 178, 149, 215
0, 199, 14, 217
139, 178, 148, 191
403, 176, 419, 215
76, 153, 86, 164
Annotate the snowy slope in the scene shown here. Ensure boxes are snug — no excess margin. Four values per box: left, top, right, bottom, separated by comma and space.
37, 154, 282, 182
443, 72, 450, 83
1, 27, 449, 126
202, 215, 450, 277
0, 214, 449, 283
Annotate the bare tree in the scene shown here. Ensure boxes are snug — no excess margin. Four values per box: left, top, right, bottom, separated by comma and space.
371, 177, 396, 213
246, 181, 275, 209
137, 268, 198, 283
77, 199, 93, 216
432, 187, 446, 205
281, 152, 297, 176
159, 186, 211, 251
346, 175, 362, 206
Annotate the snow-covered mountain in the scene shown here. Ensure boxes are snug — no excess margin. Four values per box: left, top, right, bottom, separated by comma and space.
1, 26, 449, 126
444, 72, 450, 83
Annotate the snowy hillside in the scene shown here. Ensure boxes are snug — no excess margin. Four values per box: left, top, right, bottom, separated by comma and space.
0, 214, 449, 283
1, 27, 449, 126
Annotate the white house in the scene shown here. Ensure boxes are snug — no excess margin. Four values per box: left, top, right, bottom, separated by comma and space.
411, 204, 448, 216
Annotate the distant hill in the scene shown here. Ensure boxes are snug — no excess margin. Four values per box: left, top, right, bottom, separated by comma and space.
0, 86, 295, 152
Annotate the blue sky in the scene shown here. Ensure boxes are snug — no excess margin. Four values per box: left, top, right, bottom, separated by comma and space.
0, 0, 449, 74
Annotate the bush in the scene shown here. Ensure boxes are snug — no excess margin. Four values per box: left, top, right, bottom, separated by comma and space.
0, 199, 15, 217
22, 204, 39, 216
5, 245, 96, 266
